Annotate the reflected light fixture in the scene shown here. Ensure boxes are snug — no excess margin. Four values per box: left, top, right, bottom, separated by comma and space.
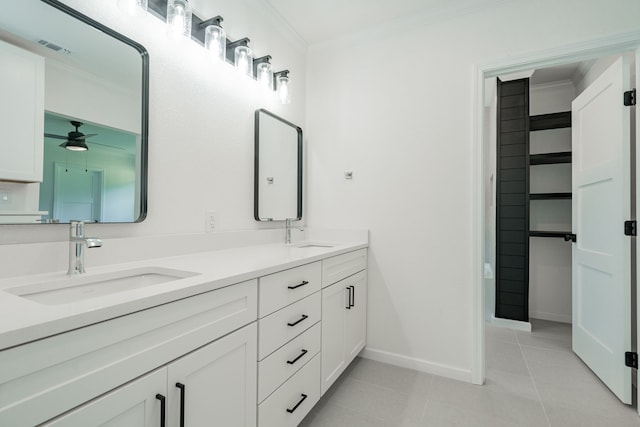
274, 70, 291, 104
167, 0, 192, 39
254, 56, 273, 90
202, 16, 226, 61
117, 0, 147, 16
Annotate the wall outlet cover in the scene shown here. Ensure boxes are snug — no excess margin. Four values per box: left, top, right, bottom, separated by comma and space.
205, 210, 218, 232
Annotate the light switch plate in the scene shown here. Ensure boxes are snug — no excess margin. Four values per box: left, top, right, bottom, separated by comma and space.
0, 190, 10, 204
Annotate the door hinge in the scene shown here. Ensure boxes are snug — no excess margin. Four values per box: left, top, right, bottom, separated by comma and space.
625, 352, 638, 368
624, 89, 636, 106
624, 220, 637, 236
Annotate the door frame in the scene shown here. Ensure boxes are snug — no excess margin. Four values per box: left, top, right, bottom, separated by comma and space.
472, 31, 640, 386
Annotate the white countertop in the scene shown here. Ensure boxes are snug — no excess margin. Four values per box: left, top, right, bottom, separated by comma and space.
0, 240, 367, 351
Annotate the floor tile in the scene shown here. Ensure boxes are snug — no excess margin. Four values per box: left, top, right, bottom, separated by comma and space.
421, 400, 520, 427
486, 339, 530, 376
486, 324, 519, 344
346, 357, 432, 396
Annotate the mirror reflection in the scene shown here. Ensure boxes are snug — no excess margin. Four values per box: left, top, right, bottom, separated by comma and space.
254, 109, 302, 222
0, 0, 147, 224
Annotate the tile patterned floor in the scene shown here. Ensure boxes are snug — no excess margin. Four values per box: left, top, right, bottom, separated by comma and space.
300, 319, 640, 426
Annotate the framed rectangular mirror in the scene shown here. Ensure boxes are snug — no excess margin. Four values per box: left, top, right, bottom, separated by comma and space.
0, 0, 148, 224
254, 109, 302, 222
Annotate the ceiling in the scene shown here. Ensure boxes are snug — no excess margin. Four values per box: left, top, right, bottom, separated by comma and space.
264, 0, 479, 44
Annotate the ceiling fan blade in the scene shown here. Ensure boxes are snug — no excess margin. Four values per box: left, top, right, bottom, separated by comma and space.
88, 141, 125, 150
45, 133, 68, 140
73, 133, 98, 140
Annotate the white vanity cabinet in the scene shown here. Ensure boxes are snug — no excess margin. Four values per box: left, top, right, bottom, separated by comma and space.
0, 279, 258, 427
0, 39, 44, 183
320, 250, 368, 395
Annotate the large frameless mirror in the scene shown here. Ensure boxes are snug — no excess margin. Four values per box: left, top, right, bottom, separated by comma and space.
254, 109, 302, 222
0, 0, 148, 224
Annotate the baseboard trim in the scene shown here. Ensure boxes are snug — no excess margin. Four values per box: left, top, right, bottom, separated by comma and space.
360, 347, 472, 383
529, 311, 572, 324
488, 316, 532, 332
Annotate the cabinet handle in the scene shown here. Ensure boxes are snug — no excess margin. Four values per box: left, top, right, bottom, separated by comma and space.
286, 393, 308, 414
287, 314, 309, 327
346, 286, 354, 309
288, 280, 309, 290
155, 394, 166, 427
350, 285, 355, 308
286, 349, 308, 365
176, 382, 186, 427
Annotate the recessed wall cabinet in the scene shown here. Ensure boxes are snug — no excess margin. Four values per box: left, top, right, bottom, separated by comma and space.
0, 248, 367, 427
0, 40, 44, 183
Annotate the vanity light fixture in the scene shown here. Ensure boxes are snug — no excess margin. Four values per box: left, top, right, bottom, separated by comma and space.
118, 0, 147, 16
274, 70, 291, 104
166, 0, 192, 39
254, 56, 273, 90
201, 16, 226, 61
227, 38, 253, 77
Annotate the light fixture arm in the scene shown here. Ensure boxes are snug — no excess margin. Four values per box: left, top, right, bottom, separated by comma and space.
198, 15, 223, 29
273, 69, 289, 88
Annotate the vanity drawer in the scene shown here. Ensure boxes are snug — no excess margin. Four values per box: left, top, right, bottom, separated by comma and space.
322, 249, 367, 287
258, 322, 320, 403
259, 261, 321, 317
0, 280, 258, 427
258, 354, 320, 427
258, 291, 320, 360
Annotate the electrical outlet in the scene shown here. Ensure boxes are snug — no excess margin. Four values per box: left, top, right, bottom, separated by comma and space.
205, 210, 218, 233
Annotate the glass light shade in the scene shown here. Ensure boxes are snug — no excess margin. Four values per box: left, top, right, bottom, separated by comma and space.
167, 0, 192, 39
234, 46, 253, 77
276, 75, 291, 104
204, 25, 226, 61
256, 62, 273, 89
118, 0, 147, 16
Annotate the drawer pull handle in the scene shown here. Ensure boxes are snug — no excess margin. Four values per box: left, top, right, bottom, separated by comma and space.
155, 394, 166, 427
286, 393, 308, 414
346, 286, 354, 309
176, 382, 186, 427
350, 285, 355, 308
288, 280, 309, 290
287, 314, 309, 327
287, 349, 308, 365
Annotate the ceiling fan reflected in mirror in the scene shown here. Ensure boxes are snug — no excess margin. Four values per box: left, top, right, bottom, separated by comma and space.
45, 120, 95, 151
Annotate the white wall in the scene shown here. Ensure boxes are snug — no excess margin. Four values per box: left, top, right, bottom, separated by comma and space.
528, 81, 574, 324
0, 0, 307, 245
305, 0, 640, 379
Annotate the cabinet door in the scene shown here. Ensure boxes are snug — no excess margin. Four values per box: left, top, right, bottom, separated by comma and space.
167, 323, 257, 427
42, 369, 166, 427
0, 39, 44, 182
320, 279, 349, 395
345, 271, 367, 362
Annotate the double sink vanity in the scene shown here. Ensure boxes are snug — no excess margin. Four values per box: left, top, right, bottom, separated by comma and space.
0, 236, 368, 426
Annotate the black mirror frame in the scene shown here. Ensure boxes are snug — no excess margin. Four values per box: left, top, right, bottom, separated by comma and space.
40, 0, 149, 223
254, 109, 303, 222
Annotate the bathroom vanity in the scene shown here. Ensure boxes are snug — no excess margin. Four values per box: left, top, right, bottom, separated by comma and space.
0, 242, 367, 427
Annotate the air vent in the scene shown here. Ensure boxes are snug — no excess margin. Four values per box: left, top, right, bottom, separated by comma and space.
37, 39, 71, 54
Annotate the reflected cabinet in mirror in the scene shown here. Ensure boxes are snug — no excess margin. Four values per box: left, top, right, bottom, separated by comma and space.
254, 109, 302, 222
0, 0, 148, 224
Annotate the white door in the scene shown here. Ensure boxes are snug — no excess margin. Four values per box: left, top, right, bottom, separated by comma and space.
571, 56, 632, 404
345, 271, 367, 362
167, 323, 257, 427
53, 163, 103, 222
42, 369, 166, 426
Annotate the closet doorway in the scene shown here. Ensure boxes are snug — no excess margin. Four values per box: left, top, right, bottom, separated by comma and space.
482, 50, 638, 408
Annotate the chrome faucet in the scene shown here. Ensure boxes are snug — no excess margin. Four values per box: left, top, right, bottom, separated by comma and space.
68, 220, 102, 275
285, 218, 293, 244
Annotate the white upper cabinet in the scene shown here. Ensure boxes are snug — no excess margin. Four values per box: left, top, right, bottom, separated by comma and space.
0, 40, 44, 182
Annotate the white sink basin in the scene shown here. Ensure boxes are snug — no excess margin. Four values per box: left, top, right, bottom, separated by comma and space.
6, 267, 199, 305
293, 243, 335, 248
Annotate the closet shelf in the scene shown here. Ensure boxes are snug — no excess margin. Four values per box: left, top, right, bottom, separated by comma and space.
530, 111, 571, 131
530, 192, 572, 200
530, 231, 572, 238
530, 151, 572, 165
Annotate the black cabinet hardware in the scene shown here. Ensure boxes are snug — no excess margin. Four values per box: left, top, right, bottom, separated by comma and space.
286, 349, 308, 365
624, 89, 636, 106
625, 220, 637, 236
625, 351, 638, 368
346, 286, 352, 309
286, 393, 308, 414
564, 233, 577, 243
350, 285, 355, 307
287, 314, 309, 327
155, 394, 166, 427
176, 382, 186, 427
288, 280, 309, 290
530, 231, 572, 239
